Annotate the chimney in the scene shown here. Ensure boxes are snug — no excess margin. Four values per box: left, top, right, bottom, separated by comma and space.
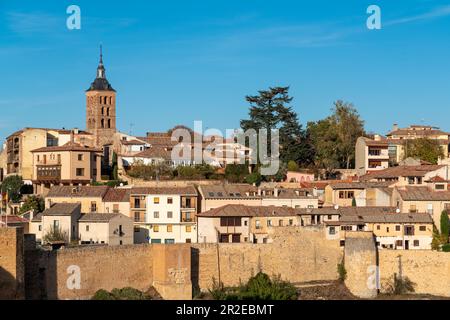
257, 188, 261, 196
274, 187, 279, 197
392, 123, 399, 132
374, 134, 381, 141
70, 130, 74, 143
73, 127, 79, 135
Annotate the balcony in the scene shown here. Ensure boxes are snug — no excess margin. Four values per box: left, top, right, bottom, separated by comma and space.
36, 165, 61, 181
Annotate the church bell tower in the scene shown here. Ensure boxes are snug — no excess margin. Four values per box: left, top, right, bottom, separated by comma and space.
86, 46, 117, 149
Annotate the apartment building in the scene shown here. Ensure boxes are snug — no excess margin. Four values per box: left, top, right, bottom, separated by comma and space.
197, 204, 301, 244
45, 185, 110, 213
3, 127, 94, 184
31, 141, 102, 195
355, 136, 389, 175
386, 124, 450, 163
324, 181, 394, 207
360, 164, 449, 187
325, 210, 434, 250
198, 184, 319, 212
392, 186, 450, 233
129, 186, 198, 244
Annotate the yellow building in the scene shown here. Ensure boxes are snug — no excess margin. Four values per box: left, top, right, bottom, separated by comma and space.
325, 209, 433, 250
45, 185, 110, 213
324, 181, 393, 207
31, 141, 102, 195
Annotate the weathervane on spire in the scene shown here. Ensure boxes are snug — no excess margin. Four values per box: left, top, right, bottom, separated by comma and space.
99, 43, 103, 65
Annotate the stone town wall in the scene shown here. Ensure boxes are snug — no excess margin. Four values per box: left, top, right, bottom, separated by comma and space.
192, 227, 343, 290
343, 232, 377, 298
378, 250, 450, 297
30, 244, 154, 300
0, 227, 24, 299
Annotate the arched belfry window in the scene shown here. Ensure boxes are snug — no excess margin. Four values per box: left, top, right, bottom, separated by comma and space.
101, 119, 105, 128
107, 119, 111, 129
107, 108, 110, 116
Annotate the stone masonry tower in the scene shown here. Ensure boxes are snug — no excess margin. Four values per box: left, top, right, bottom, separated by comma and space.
86, 46, 117, 151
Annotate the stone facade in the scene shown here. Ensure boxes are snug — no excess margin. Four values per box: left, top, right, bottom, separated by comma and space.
0, 227, 25, 299
192, 227, 343, 290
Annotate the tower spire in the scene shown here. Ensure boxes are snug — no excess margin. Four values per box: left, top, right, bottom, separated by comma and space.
99, 44, 103, 65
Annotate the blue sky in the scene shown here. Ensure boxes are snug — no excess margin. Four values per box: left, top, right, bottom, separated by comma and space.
1, 0, 450, 141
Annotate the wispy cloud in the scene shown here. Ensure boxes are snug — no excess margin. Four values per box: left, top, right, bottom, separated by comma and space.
6, 11, 63, 35
386, 5, 450, 26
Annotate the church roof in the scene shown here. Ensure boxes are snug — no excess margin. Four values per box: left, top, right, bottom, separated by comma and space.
86, 45, 115, 92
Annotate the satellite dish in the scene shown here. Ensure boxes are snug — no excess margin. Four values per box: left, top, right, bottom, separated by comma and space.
395, 208, 400, 213
119, 183, 124, 187
334, 204, 339, 210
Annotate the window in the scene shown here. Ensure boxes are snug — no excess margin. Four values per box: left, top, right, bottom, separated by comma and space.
186, 239, 191, 243
278, 220, 283, 227
167, 225, 173, 232
409, 205, 417, 213
86, 225, 89, 232
289, 219, 293, 226
134, 227, 140, 233
339, 240, 345, 247
327, 215, 332, 220
267, 220, 272, 227
151, 239, 161, 244
76, 168, 85, 176
338, 191, 354, 199
167, 197, 173, 204
154, 197, 160, 204
341, 225, 352, 231
38, 225, 42, 231
220, 217, 241, 227
153, 225, 159, 232
419, 226, 426, 231
329, 226, 336, 235
255, 220, 261, 229
377, 225, 380, 230
220, 234, 229, 243
134, 198, 140, 208
90, 202, 97, 212
113, 204, 119, 214
414, 240, 420, 247
167, 211, 173, 219
408, 177, 415, 185
165, 239, 175, 244
396, 240, 403, 247
436, 184, 445, 190
395, 225, 401, 231
186, 226, 192, 233
78, 154, 83, 161
53, 220, 59, 228
154, 211, 159, 218
405, 225, 415, 236
232, 234, 240, 243
134, 212, 140, 222
386, 227, 390, 233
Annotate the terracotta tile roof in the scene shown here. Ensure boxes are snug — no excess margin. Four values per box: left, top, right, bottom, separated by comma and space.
42, 203, 81, 216
387, 127, 449, 137
78, 213, 123, 222
47, 186, 110, 198
199, 184, 259, 198
338, 212, 433, 224
31, 212, 43, 222
425, 176, 448, 182
198, 204, 298, 217
0, 215, 29, 224
396, 186, 450, 201
360, 165, 444, 180
103, 188, 131, 202
329, 181, 394, 190
31, 141, 101, 153
133, 146, 172, 160
297, 206, 396, 216
130, 185, 198, 196
121, 139, 147, 146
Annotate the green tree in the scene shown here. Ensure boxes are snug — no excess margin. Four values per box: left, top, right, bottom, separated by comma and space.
245, 171, 262, 185
404, 138, 444, 164
0, 175, 23, 202
42, 225, 69, 244
225, 164, 249, 183
440, 210, 449, 243
352, 197, 357, 207
19, 195, 45, 214
240, 86, 314, 166
287, 160, 299, 172
307, 100, 365, 171
111, 152, 118, 180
